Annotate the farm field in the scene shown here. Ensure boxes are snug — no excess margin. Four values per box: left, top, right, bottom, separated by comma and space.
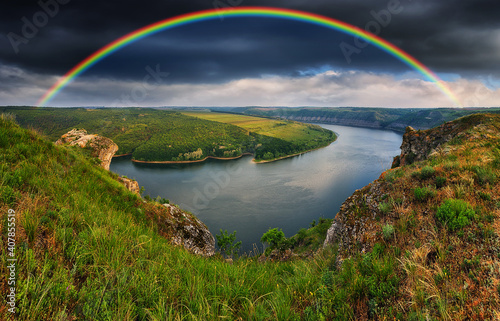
181, 111, 333, 145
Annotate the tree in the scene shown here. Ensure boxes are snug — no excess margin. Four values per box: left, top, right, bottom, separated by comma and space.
261, 228, 292, 255
216, 229, 241, 258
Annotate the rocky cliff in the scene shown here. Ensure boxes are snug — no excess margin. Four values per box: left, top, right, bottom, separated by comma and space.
321, 114, 500, 319
324, 114, 500, 255
117, 176, 141, 195
392, 119, 469, 167
163, 203, 215, 256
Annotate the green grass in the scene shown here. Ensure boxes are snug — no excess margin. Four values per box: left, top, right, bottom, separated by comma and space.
436, 199, 476, 231
413, 186, 436, 202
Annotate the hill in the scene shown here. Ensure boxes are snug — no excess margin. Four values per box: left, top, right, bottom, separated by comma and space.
0, 107, 336, 163
233, 107, 500, 132
1, 113, 499, 319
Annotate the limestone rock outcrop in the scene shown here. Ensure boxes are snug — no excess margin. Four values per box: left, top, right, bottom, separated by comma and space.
323, 114, 500, 262
117, 177, 140, 195
163, 204, 215, 257
55, 129, 118, 170
392, 116, 482, 168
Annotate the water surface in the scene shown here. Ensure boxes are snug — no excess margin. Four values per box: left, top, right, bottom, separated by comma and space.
110, 124, 402, 253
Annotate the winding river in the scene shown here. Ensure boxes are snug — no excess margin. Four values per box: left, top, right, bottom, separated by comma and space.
110, 124, 402, 253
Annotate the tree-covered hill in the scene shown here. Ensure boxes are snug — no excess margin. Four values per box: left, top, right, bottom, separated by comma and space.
232, 106, 500, 132
0, 107, 336, 163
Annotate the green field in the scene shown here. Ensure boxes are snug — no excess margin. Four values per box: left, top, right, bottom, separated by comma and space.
182, 111, 332, 145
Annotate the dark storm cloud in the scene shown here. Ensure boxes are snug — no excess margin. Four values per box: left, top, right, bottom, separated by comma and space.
0, 0, 499, 83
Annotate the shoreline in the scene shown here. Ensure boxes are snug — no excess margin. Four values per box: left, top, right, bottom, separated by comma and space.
131, 153, 253, 164
119, 132, 337, 165
252, 142, 334, 164
113, 153, 133, 158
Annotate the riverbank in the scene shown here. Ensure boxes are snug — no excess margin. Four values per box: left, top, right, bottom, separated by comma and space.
131, 153, 254, 164
113, 153, 133, 157
127, 141, 336, 165
252, 137, 338, 164
124, 135, 337, 165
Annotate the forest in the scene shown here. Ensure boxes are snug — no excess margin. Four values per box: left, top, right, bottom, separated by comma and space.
0, 107, 336, 162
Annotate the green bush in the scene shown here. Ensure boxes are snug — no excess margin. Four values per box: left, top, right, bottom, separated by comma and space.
436, 199, 476, 231
435, 176, 447, 188
471, 166, 497, 185
419, 166, 436, 179
413, 187, 435, 202
261, 228, 287, 254
378, 202, 392, 214
372, 243, 385, 257
216, 229, 242, 258
0, 185, 19, 205
382, 224, 395, 241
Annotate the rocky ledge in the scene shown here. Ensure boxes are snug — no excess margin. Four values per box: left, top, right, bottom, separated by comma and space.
163, 204, 215, 257
392, 114, 488, 167
55, 128, 118, 170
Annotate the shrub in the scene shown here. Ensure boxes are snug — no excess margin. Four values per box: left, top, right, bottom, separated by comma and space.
435, 176, 447, 188
471, 166, 496, 185
372, 243, 385, 257
436, 199, 476, 231
0, 185, 19, 206
382, 224, 395, 241
378, 202, 392, 214
295, 228, 307, 243
384, 169, 403, 183
419, 166, 436, 179
216, 229, 242, 258
478, 191, 491, 201
413, 187, 435, 202
261, 228, 287, 253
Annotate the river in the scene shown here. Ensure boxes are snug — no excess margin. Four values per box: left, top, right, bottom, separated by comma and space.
109, 124, 402, 253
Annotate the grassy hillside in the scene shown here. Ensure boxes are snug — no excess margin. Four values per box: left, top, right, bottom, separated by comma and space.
321, 113, 500, 319
0, 115, 330, 319
2, 113, 499, 320
0, 107, 336, 163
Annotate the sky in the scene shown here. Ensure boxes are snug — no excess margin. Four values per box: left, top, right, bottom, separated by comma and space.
0, 0, 499, 108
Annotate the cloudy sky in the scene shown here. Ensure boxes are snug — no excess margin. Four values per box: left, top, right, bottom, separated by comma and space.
0, 0, 499, 107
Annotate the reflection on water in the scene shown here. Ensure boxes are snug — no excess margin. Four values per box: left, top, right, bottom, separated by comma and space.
110, 124, 402, 253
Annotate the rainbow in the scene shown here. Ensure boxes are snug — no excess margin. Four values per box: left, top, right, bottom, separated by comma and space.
37, 7, 461, 107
